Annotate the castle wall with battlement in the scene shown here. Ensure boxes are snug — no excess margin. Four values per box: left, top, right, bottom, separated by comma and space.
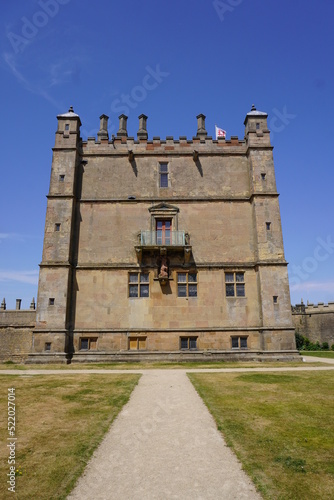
292, 302, 334, 346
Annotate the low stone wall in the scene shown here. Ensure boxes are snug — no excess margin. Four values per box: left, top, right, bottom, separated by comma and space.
292, 302, 334, 346
0, 310, 36, 362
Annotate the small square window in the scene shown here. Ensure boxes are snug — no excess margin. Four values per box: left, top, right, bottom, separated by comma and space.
266, 222, 271, 230
240, 337, 248, 349
231, 337, 239, 348
55, 223, 61, 232
273, 296, 278, 304
80, 338, 89, 350
261, 173, 266, 180
45, 342, 51, 351
59, 174, 65, 182
49, 298, 55, 306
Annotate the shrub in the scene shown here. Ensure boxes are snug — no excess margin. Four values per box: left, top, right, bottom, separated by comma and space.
321, 342, 329, 350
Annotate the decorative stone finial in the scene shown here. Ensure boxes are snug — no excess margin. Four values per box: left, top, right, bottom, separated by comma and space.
30, 297, 36, 310
137, 114, 148, 140
117, 114, 128, 137
16, 299, 22, 311
1, 298, 6, 310
69, 106, 74, 113
251, 104, 256, 111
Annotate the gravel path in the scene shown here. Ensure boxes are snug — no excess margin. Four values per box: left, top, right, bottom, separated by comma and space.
68, 370, 261, 500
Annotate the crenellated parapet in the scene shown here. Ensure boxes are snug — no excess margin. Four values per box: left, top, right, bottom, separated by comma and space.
292, 301, 334, 315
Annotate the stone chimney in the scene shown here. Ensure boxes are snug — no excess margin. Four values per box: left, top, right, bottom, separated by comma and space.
137, 114, 148, 139
196, 114, 207, 138
97, 114, 109, 140
117, 114, 128, 137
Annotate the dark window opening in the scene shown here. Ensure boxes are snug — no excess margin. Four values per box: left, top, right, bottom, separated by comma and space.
273, 295, 278, 304
80, 337, 97, 350
45, 342, 51, 351
231, 336, 248, 349
159, 163, 168, 188
59, 174, 65, 182
49, 298, 55, 306
55, 223, 61, 232
261, 173, 266, 180
65, 124, 69, 130
256, 123, 260, 130
266, 222, 271, 231
180, 337, 197, 350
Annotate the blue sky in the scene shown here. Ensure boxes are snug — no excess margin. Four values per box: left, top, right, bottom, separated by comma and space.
1, 0, 333, 309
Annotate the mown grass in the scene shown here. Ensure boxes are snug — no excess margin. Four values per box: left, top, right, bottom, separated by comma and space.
0, 360, 310, 371
301, 351, 334, 359
188, 371, 334, 499
0, 374, 140, 499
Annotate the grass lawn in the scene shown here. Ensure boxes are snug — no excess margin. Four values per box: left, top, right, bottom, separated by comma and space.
301, 351, 334, 359
189, 371, 334, 500
0, 374, 140, 499
0, 360, 310, 371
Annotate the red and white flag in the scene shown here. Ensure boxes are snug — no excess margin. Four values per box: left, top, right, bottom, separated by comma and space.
215, 125, 226, 139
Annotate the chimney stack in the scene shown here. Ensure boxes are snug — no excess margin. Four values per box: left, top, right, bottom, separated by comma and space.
196, 114, 207, 138
137, 114, 148, 139
97, 114, 109, 140
117, 114, 128, 137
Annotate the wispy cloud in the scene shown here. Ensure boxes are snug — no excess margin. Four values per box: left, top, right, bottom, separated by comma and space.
0, 270, 39, 285
291, 281, 334, 293
2, 51, 62, 108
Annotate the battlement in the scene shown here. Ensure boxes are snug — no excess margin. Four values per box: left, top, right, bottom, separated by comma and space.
55, 105, 271, 152
292, 301, 334, 314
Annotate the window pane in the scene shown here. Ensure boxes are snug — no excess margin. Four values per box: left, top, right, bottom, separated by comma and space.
138, 338, 146, 350
236, 272, 244, 282
188, 273, 197, 283
178, 285, 187, 297
188, 284, 197, 297
240, 337, 248, 348
236, 284, 245, 297
189, 338, 197, 349
140, 273, 149, 283
156, 221, 163, 229
178, 273, 186, 283
81, 338, 89, 350
129, 273, 138, 283
180, 338, 188, 349
165, 221, 171, 229
225, 273, 234, 283
160, 173, 168, 187
129, 285, 138, 297
140, 284, 149, 297
226, 284, 235, 297
160, 163, 168, 172
231, 337, 239, 348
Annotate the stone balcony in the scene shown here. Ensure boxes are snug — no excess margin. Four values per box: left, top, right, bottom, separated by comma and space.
135, 230, 192, 263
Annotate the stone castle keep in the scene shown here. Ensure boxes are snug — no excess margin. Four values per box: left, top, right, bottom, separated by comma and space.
1, 106, 300, 362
